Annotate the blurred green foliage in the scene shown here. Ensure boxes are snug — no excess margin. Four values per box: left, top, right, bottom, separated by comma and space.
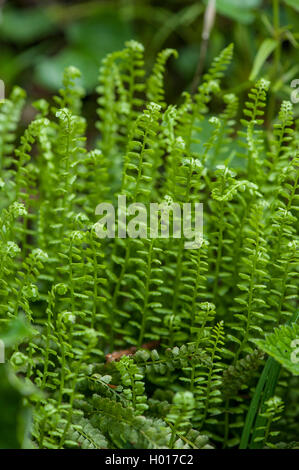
0, 316, 37, 449
0, 0, 298, 116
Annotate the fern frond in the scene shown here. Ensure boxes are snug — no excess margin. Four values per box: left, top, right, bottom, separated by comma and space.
146, 48, 178, 108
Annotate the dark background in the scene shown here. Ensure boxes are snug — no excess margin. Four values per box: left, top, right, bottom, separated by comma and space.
0, 0, 298, 126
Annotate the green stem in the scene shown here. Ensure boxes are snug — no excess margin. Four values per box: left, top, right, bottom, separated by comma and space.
240, 309, 298, 449
268, 0, 281, 123
273, 0, 280, 76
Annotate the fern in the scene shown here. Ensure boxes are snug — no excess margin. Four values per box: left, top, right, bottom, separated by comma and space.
0, 42, 298, 451
146, 49, 178, 108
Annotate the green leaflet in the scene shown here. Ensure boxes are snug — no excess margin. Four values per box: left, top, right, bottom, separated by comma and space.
249, 39, 279, 81
253, 323, 299, 376
283, 0, 299, 12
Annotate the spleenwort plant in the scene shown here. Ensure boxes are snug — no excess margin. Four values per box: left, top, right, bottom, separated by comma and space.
0, 41, 298, 449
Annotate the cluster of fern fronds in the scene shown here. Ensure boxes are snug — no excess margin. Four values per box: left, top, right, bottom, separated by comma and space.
0, 41, 298, 449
